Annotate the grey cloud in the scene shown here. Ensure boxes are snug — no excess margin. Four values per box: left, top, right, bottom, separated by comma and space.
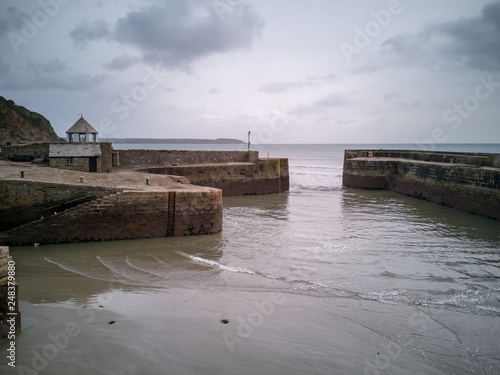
0, 58, 10, 74
259, 80, 306, 94
0, 59, 109, 91
105, 54, 141, 71
70, 18, 111, 48
209, 87, 222, 94
383, 1, 500, 71
383, 92, 420, 109
314, 93, 355, 107
259, 74, 336, 94
0, 6, 28, 36
112, 0, 264, 69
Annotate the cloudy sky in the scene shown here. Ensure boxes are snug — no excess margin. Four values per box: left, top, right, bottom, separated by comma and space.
1, 0, 499, 144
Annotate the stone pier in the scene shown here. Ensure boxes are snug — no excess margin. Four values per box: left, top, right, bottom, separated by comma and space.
343, 149, 500, 220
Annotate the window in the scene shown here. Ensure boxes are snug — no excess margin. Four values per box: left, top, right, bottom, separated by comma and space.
90, 133, 96, 142
79, 133, 86, 142
65, 157, 74, 166
69, 133, 73, 142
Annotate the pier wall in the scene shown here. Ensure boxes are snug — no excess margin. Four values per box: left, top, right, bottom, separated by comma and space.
1, 142, 63, 162
0, 180, 121, 231
2, 143, 113, 172
114, 150, 259, 168
343, 150, 500, 220
142, 158, 289, 196
1, 189, 222, 246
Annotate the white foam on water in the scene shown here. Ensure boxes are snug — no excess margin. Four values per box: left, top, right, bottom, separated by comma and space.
176, 251, 256, 275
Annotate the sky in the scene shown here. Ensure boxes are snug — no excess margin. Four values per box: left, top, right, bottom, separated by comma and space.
1, 0, 499, 145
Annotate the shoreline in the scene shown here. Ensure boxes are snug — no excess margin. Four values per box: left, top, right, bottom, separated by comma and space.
2, 285, 496, 374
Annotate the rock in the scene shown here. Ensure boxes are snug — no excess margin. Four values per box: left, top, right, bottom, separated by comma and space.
0, 96, 62, 145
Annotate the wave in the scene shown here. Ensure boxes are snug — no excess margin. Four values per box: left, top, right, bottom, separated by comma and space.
96, 256, 163, 283
125, 255, 170, 279
292, 164, 343, 170
176, 252, 256, 275
292, 184, 342, 193
44, 257, 125, 283
176, 252, 357, 297
177, 251, 500, 315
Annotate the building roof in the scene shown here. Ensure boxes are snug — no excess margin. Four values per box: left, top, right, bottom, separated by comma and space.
66, 116, 98, 134
49, 143, 102, 158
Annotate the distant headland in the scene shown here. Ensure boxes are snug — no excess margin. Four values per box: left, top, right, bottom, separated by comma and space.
101, 138, 246, 145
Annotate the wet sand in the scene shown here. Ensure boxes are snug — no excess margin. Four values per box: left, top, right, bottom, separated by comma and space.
2, 283, 498, 374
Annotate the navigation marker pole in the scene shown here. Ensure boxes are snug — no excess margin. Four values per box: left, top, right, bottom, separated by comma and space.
248, 131, 251, 152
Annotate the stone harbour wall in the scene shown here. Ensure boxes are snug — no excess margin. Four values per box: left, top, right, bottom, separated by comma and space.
115, 150, 259, 168
100, 142, 113, 173
1, 142, 64, 162
1, 189, 222, 246
1, 142, 113, 172
173, 190, 223, 236
345, 149, 500, 168
142, 158, 290, 196
0, 180, 121, 231
343, 150, 500, 220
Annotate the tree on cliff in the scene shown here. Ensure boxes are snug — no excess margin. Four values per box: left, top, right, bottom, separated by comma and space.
0, 96, 63, 145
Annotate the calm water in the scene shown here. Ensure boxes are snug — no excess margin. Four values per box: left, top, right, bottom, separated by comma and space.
2, 144, 500, 375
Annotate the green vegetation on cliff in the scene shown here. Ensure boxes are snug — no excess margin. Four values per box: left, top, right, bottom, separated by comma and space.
0, 96, 62, 145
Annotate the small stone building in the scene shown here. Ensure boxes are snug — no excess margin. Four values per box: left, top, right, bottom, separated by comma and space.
49, 143, 103, 172
47, 116, 112, 173
66, 116, 98, 143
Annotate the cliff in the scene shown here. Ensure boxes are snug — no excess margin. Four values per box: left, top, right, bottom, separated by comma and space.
0, 96, 62, 145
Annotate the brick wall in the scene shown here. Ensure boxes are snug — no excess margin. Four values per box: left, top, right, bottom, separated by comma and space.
342, 150, 500, 220
115, 150, 259, 168
1, 189, 223, 246
141, 158, 289, 196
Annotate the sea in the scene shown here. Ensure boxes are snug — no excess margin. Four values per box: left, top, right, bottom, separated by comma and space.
2, 144, 500, 375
